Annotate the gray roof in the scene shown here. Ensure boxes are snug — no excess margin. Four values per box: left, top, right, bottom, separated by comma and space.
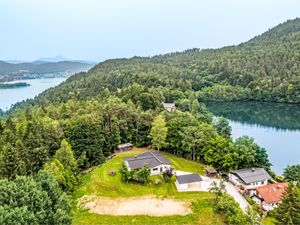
125, 151, 170, 169
206, 168, 217, 173
230, 168, 271, 184
176, 173, 202, 184
163, 103, 176, 109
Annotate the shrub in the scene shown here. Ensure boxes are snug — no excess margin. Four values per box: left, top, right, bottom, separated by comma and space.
163, 168, 173, 182
133, 167, 151, 185
119, 166, 150, 184
119, 166, 134, 183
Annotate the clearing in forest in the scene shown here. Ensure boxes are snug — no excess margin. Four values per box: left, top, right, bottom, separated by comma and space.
78, 195, 191, 216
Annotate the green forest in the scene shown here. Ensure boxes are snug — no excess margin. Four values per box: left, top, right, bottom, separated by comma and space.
1, 18, 300, 224
10, 18, 300, 110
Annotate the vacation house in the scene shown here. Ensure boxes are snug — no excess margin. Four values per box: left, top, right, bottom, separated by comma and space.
162, 103, 176, 111
124, 151, 171, 175
229, 168, 272, 195
252, 182, 288, 211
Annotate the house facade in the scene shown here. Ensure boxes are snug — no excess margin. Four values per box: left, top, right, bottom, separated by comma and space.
229, 168, 271, 196
252, 182, 288, 211
124, 151, 171, 175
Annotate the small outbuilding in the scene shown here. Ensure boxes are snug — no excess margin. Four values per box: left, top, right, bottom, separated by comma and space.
175, 173, 202, 191
117, 143, 133, 152
205, 168, 218, 177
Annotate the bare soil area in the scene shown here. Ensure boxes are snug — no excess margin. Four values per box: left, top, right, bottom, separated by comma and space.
78, 195, 191, 216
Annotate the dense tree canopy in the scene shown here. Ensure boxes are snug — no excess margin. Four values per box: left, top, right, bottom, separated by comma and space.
0, 171, 71, 225
283, 164, 300, 183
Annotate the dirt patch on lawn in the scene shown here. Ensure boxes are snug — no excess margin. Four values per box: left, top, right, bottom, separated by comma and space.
78, 195, 191, 216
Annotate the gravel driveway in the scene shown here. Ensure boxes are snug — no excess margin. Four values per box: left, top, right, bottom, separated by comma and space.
224, 182, 249, 212
175, 171, 249, 212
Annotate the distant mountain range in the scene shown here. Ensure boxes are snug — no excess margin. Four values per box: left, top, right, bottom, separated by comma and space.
0, 59, 94, 81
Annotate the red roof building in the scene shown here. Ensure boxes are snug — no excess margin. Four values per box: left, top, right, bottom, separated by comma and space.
252, 182, 288, 211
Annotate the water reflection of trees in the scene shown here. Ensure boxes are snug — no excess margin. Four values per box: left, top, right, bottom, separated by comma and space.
206, 101, 300, 131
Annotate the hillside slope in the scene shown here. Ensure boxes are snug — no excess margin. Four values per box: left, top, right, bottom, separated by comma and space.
18, 18, 300, 106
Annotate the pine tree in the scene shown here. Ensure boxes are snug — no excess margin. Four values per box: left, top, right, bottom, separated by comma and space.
274, 183, 300, 225
0, 143, 22, 179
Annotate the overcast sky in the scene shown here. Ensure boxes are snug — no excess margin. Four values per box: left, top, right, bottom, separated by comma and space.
0, 0, 299, 62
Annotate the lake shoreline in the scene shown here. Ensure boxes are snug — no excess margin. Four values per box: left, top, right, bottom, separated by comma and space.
0, 77, 66, 111
207, 101, 300, 174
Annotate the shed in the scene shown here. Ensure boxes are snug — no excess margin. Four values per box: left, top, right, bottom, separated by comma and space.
175, 173, 202, 191
206, 168, 218, 177
117, 143, 133, 152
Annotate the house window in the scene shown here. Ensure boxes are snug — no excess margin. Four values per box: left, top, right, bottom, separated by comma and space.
152, 168, 158, 171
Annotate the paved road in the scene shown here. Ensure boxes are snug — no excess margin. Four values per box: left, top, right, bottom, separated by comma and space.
201, 176, 249, 212
224, 182, 249, 212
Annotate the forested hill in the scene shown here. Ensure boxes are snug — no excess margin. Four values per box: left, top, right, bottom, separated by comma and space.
0, 60, 93, 82
248, 18, 300, 43
13, 18, 300, 109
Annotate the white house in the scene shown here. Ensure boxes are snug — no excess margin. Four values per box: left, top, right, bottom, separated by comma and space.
175, 173, 202, 191
162, 103, 176, 111
229, 168, 271, 196
124, 151, 172, 175
252, 182, 288, 211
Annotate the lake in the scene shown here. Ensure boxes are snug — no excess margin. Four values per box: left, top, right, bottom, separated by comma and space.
0, 77, 66, 111
206, 102, 300, 174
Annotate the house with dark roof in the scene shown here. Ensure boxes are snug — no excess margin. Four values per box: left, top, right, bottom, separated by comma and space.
162, 103, 176, 111
124, 151, 171, 175
252, 182, 288, 211
229, 168, 272, 195
175, 173, 203, 191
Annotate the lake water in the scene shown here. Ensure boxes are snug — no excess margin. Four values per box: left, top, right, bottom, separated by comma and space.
0, 77, 66, 111
206, 102, 300, 174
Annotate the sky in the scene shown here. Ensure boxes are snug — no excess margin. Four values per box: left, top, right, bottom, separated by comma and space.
0, 0, 299, 62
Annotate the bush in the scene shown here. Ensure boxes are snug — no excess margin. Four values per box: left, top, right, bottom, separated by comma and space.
163, 168, 173, 182
119, 166, 150, 185
133, 167, 151, 185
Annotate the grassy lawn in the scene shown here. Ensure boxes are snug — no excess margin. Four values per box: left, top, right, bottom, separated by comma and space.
72, 148, 224, 225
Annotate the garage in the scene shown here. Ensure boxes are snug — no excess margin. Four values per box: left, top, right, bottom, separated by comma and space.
175, 173, 202, 192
